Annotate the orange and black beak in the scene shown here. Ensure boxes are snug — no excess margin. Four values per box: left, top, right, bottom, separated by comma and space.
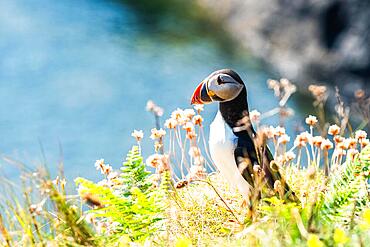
190, 81, 212, 105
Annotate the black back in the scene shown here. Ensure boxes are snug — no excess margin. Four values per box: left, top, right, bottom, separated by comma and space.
218, 70, 278, 188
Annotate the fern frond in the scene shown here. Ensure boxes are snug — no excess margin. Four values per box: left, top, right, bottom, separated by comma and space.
318, 146, 370, 226
75, 146, 164, 243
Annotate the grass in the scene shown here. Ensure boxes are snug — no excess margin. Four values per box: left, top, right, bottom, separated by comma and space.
0, 79, 370, 246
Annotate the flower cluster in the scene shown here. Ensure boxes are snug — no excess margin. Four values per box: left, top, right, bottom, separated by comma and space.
144, 106, 208, 185
146, 153, 170, 174
308, 84, 328, 105
267, 78, 297, 100
165, 108, 203, 141
94, 159, 113, 175
93, 159, 121, 188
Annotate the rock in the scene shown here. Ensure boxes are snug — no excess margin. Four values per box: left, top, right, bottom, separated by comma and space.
197, 0, 370, 95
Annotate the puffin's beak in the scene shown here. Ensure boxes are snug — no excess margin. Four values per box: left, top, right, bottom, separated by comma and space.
191, 80, 214, 105
191, 81, 206, 105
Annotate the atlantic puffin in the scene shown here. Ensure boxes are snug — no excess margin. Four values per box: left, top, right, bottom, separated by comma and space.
190, 69, 296, 202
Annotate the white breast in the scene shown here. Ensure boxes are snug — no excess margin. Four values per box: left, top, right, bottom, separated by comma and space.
209, 111, 252, 199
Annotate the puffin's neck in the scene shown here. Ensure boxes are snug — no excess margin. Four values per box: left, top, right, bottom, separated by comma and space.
219, 88, 249, 129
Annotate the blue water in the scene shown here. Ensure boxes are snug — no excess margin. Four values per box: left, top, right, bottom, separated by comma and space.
0, 0, 301, 181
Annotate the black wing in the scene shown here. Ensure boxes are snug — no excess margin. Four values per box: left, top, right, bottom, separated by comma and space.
234, 130, 298, 201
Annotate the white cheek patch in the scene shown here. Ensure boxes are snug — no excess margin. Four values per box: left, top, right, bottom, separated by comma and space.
206, 73, 244, 102
210, 83, 243, 102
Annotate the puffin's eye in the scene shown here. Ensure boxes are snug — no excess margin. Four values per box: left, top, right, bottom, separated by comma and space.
217, 75, 225, 84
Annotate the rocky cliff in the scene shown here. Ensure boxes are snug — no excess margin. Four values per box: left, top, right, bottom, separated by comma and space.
197, 0, 370, 97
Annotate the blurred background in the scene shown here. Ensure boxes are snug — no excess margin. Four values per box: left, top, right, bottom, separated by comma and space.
0, 0, 368, 182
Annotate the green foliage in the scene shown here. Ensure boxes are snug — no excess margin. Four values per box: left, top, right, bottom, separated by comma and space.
75, 146, 164, 243
47, 182, 98, 246
120, 146, 152, 196
318, 146, 370, 226
1, 144, 370, 246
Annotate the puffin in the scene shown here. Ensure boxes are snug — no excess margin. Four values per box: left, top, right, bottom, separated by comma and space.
190, 69, 296, 202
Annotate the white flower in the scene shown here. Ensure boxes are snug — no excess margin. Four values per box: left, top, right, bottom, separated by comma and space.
263, 126, 276, 139
107, 171, 119, 180
183, 109, 196, 120
29, 199, 47, 215
343, 138, 357, 149
333, 135, 344, 144
157, 155, 170, 173
94, 159, 105, 171
192, 115, 203, 126
183, 122, 195, 132
186, 130, 197, 140
294, 131, 312, 147
274, 126, 286, 136
355, 130, 367, 141
360, 138, 369, 148
102, 164, 112, 175
334, 148, 346, 156
284, 151, 296, 162
53, 176, 60, 186
150, 128, 166, 139
131, 130, 144, 142
164, 118, 177, 129
347, 148, 359, 160
94, 159, 112, 175
249, 110, 261, 123
278, 134, 290, 144
171, 108, 186, 125
305, 115, 318, 126
321, 139, 333, 150
328, 124, 340, 136
29, 204, 43, 215
312, 136, 324, 147
194, 104, 204, 112
146, 154, 164, 168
